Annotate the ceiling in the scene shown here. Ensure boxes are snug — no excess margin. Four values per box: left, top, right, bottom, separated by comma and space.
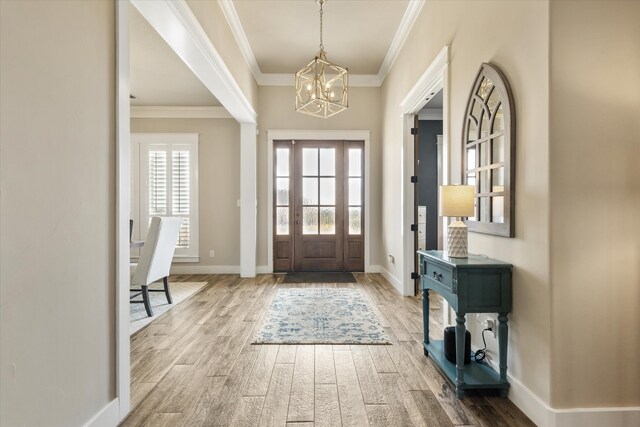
422, 89, 443, 109
129, 1, 420, 106
129, 4, 220, 106
232, 0, 410, 75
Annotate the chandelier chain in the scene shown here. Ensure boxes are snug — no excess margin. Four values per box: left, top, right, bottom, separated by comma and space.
319, 1, 324, 51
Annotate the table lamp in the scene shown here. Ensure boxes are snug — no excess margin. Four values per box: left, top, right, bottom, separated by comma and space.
439, 185, 475, 258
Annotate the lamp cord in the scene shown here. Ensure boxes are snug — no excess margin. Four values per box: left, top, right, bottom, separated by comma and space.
474, 328, 491, 362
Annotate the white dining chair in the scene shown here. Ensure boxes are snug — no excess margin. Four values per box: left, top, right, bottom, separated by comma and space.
130, 216, 182, 317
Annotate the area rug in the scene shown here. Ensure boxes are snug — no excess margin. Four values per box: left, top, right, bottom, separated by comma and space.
130, 281, 208, 335
252, 288, 390, 344
282, 272, 357, 284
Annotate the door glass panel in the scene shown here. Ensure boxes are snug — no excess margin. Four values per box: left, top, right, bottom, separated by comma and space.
349, 178, 362, 205
276, 178, 289, 205
319, 148, 335, 176
302, 207, 318, 234
276, 148, 289, 176
319, 178, 335, 205
348, 207, 362, 235
302, 177, 318, 205
302, 148, 318, 176
319, 207, 336, 234
276, 207, 289, 235
349, 149, 362, 176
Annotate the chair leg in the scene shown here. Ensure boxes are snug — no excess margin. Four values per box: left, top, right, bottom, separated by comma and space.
142, 285, 153, 317
163, 276, 173, 304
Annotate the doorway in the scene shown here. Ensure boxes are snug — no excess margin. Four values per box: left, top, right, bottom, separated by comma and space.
273, 140, 364, 272
414, 90, 444, 294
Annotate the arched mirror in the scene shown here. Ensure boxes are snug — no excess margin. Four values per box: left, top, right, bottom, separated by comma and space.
462, 63, 515, 237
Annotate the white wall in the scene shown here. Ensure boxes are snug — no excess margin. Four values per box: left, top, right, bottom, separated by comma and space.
0, 1, 116, 425
549, 0, 640, 408
381, 0, 552, 406
131, 118, 242, 268
256, 86, 383, 270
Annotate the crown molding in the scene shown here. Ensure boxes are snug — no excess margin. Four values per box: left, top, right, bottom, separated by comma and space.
130, 105, 232, 119
377, 0, 425, 85
219, 0, 423, 88
258, 73, 381, 87
219, 0, 263, 83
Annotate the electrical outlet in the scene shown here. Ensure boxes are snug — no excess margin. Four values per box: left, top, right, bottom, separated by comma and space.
486, 319, 496, 338
209, 250, 215, 258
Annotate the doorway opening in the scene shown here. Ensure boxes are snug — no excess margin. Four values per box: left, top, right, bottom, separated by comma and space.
413, 90, 445, 294
273, 139, 365, 272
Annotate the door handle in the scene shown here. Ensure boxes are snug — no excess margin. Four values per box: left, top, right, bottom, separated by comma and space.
296, 220, 300, 224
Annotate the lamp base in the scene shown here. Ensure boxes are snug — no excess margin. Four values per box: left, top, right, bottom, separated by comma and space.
447, 220, 468, 258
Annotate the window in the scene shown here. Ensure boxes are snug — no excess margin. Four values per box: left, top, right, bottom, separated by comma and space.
131, 134, 199, 260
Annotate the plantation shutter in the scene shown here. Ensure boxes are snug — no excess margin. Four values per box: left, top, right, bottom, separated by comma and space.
135, 134, 199, 259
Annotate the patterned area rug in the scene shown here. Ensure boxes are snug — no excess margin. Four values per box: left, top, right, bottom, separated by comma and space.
252, 288, 390, 344
130, 281, 208, 335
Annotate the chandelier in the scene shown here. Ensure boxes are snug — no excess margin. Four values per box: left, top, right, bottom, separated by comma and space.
295, 0, 348, 118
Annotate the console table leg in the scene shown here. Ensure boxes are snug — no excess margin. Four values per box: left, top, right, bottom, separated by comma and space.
498, 312, 509, 392
423, 289, 430, 356
455, 312, 466, 398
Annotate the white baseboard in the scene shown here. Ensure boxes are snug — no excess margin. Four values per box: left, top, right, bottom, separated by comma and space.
468, 344, 640, 427
365, 264, 381, 273
380, 265, 403, 295
256, 265, 271, 274
170, 265, 240, 274
553, 407, 640, 427
170, 265, 271, 275
83, 398, 119, 427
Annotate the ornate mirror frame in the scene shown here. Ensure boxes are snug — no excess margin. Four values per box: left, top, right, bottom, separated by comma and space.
462, 63, 515, 237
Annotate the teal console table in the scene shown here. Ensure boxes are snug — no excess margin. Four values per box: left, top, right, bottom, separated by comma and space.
418, 250, 512, 398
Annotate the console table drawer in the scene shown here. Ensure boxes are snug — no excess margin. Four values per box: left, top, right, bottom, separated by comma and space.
424, 261, 453, 289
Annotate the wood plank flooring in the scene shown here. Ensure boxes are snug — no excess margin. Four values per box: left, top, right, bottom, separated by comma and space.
121, 273, 535, 427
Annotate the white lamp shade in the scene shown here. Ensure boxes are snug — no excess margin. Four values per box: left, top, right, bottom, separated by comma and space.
439, 185, 475, 217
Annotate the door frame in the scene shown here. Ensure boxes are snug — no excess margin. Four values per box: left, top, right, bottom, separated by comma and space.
267, 130, 372, 273
400, 46, 450, 298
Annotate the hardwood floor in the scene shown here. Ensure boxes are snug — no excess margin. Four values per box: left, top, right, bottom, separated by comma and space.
121, 273, 535, 427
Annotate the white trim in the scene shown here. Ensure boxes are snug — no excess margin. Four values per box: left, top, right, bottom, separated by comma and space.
367, 264, 382, 273
418, 109, 443, 121
380, 266, 403, 295
400, 46, 450, 297
130, 105, 232, 119
218, 0, 262, 83
377, 0, 425, 84
240, 123, 257, 277
115, 1, 131, 421
266, 130, 372, 274
400, 46, 449, 112
219, 0, 422, 88
169, 265, 270, 275
82, 398, 120, 427
258, 73, 382, 87
130, 0, 256, 124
